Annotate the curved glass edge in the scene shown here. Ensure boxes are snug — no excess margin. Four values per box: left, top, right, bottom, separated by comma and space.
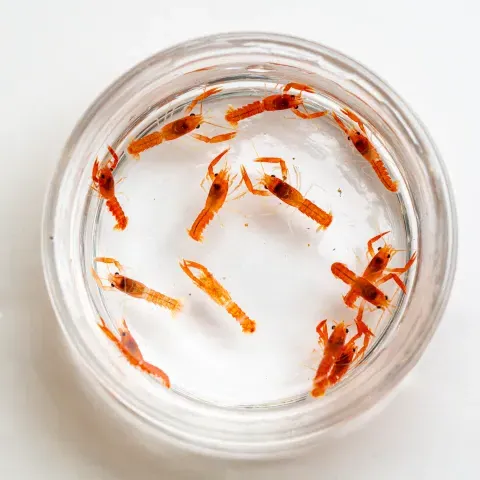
41, 31, 458, 456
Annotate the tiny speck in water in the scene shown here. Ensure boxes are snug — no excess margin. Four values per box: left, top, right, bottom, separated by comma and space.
333, 248, 336, 251
337, 188, 342, 196
49, 235, 54, 240
244, 223, 249, 227
307, 243, 310, 247
188, 293, 191, 296
292, 157, 295, 160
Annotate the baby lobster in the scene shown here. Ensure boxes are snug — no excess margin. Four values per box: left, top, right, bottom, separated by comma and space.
92, 257, 182, 316
127, 87, 236, 158
98, 317, 170, 388
187, 148, 243, 242
179, 259, 256, 334
311, 305, 373, 397
91, 146, 128, 230
311, 320, 348, 397
225, 83, 327, 127
332, 108, 398, 192
240, 158, 333, 231
331, 262, 391, 310
343, 231, 417, 308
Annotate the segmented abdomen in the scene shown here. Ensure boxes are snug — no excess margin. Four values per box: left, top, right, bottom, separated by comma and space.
312, 359, 334, 396
106, 197, 128, 230
127, 132, 164, 157
138, 361, 171, 388
371, 159, 398, 192
117, 337, 171, 388
145, 289, 183, 316
331, 263, 358, 286
225, 301, 256, 333
299, 199, 333, 229
225, 100, 265, 125
328, 348, 355, 385
188, 207, 215, 242
313, 352, 335, 387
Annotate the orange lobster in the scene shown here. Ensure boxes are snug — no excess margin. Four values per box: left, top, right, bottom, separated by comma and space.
91, 146, 128, 230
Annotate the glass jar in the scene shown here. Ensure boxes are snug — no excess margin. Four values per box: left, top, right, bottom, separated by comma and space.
42, 32, 457, 458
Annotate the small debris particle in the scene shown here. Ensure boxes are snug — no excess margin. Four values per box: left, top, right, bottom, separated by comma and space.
49, 235, 54, 240
188, 293, 192, 296
333, 248, 336, 251
292, 157, 295, 160
337, 188, 342, 196
307, 243, 311, 247
244, 223, 249, 227
222, 277, 226, 280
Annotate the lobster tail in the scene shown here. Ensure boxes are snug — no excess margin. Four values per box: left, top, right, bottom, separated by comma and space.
299, 199, 333, 230
311, 378, 329, 397
331, 263, 358, 285
148, 293, 183, 317
127, 132, 164, 157
139, 362, 171, 388
106, 197, 128, 230
225, 100, 264, 125
226, 302, 256, 333
371, 160, 398, 192
169, 298, 183, 318
146, 289, 183, 316
188, 207, 215, 242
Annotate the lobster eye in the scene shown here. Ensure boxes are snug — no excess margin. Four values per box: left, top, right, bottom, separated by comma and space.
331, 325, 335, 330
290, 95, 295, 98
377, 306, 382, 309
385, 295, 389, 300
346, 328, 349, 333
115, 272, 119, 275
190, 113, 195, 116
196, 125, 200, 129
110, 168, 113, 171
100, 174, 105, 179
347, 136, 350, 140
378, 246, 381, 251
294, 106, 298, 109
264, 185, 268, 189
214, 173, 218, 177
387, 254, 391, 258
271, 174, 275, 178
110, 283, 115, 287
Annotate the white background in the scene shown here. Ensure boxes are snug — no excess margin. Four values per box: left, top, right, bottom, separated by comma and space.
0, 1, 478, 478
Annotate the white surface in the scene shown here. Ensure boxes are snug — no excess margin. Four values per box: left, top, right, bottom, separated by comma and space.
0, 1, 477, 478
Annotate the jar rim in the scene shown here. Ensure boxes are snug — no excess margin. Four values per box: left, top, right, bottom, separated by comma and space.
42, 31, 458, 457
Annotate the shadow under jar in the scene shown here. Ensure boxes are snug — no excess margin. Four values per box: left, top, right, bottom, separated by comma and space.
42, 32, 457, 458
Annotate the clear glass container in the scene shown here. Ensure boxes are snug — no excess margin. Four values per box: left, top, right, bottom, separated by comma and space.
42, 32, 457, 458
